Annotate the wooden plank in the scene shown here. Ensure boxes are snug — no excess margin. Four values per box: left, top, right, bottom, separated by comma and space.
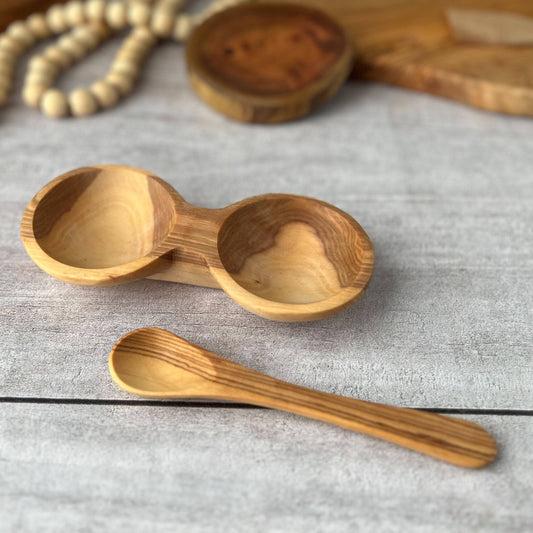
0, 45, 532, 408
1, 404, 532, 532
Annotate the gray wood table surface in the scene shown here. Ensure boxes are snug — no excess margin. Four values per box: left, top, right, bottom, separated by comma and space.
1, 36, 532, 533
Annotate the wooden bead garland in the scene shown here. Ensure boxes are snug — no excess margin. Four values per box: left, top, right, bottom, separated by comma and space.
0, 0, 250, 117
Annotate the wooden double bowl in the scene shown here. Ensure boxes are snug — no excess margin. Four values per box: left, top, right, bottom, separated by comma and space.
21, 165, 374, 321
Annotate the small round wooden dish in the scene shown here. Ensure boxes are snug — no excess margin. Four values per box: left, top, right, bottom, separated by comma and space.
185, 2, 353, 123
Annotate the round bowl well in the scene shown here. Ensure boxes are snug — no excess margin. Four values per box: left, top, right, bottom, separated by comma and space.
31, 166, 175, 269
216, 196, 373, 306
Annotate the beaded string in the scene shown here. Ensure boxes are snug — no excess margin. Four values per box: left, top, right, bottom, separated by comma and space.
0, 0, 248, 118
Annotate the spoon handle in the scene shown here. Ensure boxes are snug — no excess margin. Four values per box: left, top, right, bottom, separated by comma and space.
212, 363, 497, 468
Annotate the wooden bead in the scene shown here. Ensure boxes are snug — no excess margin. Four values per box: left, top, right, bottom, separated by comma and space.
58, 34, 88, 60
41, 88, 69, 118
172, 15, 192, 41
71, 25, 101, 51
43, 45, 74, 69
128, 1, 152, 26
111, 58, 140, 78
46, 4, 69, 34
121, 35, 148, 51
7, 21, 36, 47
106, 71, 135, 96
150, 7, 175, 38
115, 47, 145, 64
132, 26, 158, 46
85, 0, 106, 22
0, 34, 25, 55
122, 38, 151, 58
90, 80, 120, 108
25, 69, 55, 86
26, 13, 52, 40
65, 1, 87, 27
106, 3, 128, 30
28, 55, 59, 75
88, 21, 111, 41
69, 88, 98, 116
22, 83, 49, 108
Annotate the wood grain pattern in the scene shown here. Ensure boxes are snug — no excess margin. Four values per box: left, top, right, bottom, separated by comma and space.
109, 328, 498, 468
186, 3, 353, 123
293, 0, 533, 115
20, 165, 374, 321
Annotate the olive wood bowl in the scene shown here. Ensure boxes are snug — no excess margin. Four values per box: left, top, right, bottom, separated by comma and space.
21, 165, 374, 321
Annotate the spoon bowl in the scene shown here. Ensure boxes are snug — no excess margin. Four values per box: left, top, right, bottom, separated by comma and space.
21, 165, 374, 320
110, 327, 498, 468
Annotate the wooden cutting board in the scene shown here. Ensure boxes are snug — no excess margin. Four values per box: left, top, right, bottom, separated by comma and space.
291, 0, 533, 115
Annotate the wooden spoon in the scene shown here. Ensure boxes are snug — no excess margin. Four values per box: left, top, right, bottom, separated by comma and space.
186, 3, 353, 123
109, 327, 498, 468
20, 165, 374, 321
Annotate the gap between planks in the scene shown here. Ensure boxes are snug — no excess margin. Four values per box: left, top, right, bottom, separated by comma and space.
0, 396, 532, 416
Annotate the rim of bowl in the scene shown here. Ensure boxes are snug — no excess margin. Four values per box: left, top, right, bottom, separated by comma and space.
212, 193, 375, 321
20, 165, 180, 286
